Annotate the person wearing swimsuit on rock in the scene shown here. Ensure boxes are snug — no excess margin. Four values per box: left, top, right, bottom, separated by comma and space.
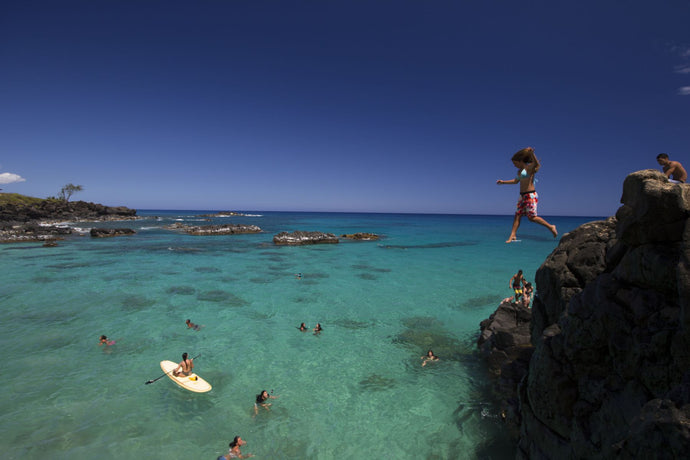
509, 270, 525, 302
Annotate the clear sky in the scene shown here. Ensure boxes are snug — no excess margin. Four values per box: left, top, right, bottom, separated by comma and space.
1, 1, 689, 216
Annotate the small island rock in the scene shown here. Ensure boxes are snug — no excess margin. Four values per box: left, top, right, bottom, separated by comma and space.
166, 222, 261, 235
90, 228, 136, 238
341, 232, 379, 241
273, 231, 339, 245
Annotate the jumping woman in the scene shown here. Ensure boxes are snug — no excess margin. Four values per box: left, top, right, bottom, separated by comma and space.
497, 147, 557, 243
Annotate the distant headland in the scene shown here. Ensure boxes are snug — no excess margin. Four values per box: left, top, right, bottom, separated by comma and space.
0, 193, 137, 243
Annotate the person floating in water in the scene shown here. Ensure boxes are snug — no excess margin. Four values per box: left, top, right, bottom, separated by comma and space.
218, 436, 254, 459
295, 272, 302, 279
99, 335, 116, 346
313, 323, 323, 335
656, 153, 687, 183
509, 270, 525, 302
421, 349, 439, 366
298, 322, 308, 332
497, 147, 558, 243
172, 352, 194, 377
185, 319, 201, 331
254, 389, 279, 415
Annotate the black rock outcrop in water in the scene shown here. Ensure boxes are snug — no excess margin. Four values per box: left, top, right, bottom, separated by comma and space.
273, 231, 339, 245
165, 222, 261, 235
90, 228, 136, 238
479, 170, 690, 458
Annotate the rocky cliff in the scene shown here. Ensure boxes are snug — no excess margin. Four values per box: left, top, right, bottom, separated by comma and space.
0, 197, 138, 243
0, 199, 137, 223
481, 170, 690, 458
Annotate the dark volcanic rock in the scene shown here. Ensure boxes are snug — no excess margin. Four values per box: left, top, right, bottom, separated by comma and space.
273, 231, 339, 245
0, 199, 137, 223
485, 170, 690, 459
478, 299, 534, 435
166, 222, 261, 235
0, 223, 73, 243
90, 228, 136, 238
341, 232, 380, 240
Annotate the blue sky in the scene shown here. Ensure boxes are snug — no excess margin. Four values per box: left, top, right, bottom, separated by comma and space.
1, 1, 689, 216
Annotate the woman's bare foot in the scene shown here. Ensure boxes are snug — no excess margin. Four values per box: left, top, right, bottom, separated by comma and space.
506, 236, 518, 243
549, 225, 558, 238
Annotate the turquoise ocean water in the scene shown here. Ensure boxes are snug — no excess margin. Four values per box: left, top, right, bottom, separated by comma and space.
1, 212, 601, 459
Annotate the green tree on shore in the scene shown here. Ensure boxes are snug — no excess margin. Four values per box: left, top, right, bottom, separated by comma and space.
58, 183, 83, 202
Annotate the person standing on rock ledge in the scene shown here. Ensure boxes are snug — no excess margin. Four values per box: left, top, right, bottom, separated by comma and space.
497, 147, 558, 243
509, 270, 526, 302
656, 153, 687, 183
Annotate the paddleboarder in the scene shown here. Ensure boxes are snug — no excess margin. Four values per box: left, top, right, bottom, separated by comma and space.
172, 352, 194, 377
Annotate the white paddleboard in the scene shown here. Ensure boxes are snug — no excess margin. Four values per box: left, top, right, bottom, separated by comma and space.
160, 360, 212, 393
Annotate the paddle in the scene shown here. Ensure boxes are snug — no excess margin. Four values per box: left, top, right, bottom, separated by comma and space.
145, 353, 202, 385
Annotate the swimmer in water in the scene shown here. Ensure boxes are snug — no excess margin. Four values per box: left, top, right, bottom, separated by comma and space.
218, 436, 254, 459
421, 349, 439, 367
99, 335, 116, 346
313, 323, 323, 335
185, 319, 201, 331
254, 389, 279, 415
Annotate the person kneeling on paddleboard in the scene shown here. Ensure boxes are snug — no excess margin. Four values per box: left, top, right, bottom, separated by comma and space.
172, 352, 194, 377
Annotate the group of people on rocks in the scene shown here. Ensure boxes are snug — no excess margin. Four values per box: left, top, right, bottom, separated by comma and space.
506, 269, 533, 308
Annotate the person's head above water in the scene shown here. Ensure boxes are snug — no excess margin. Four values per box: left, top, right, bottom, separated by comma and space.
229, 435, 246, 448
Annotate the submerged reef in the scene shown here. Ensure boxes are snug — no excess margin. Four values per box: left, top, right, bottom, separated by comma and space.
478, 170, 690, 457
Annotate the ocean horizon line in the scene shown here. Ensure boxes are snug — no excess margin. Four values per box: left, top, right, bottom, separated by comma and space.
135, 208, 609, 220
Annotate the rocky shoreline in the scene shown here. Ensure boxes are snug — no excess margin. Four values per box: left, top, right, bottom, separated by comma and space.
477, 170, 690, 457
0, 199, 138, 243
